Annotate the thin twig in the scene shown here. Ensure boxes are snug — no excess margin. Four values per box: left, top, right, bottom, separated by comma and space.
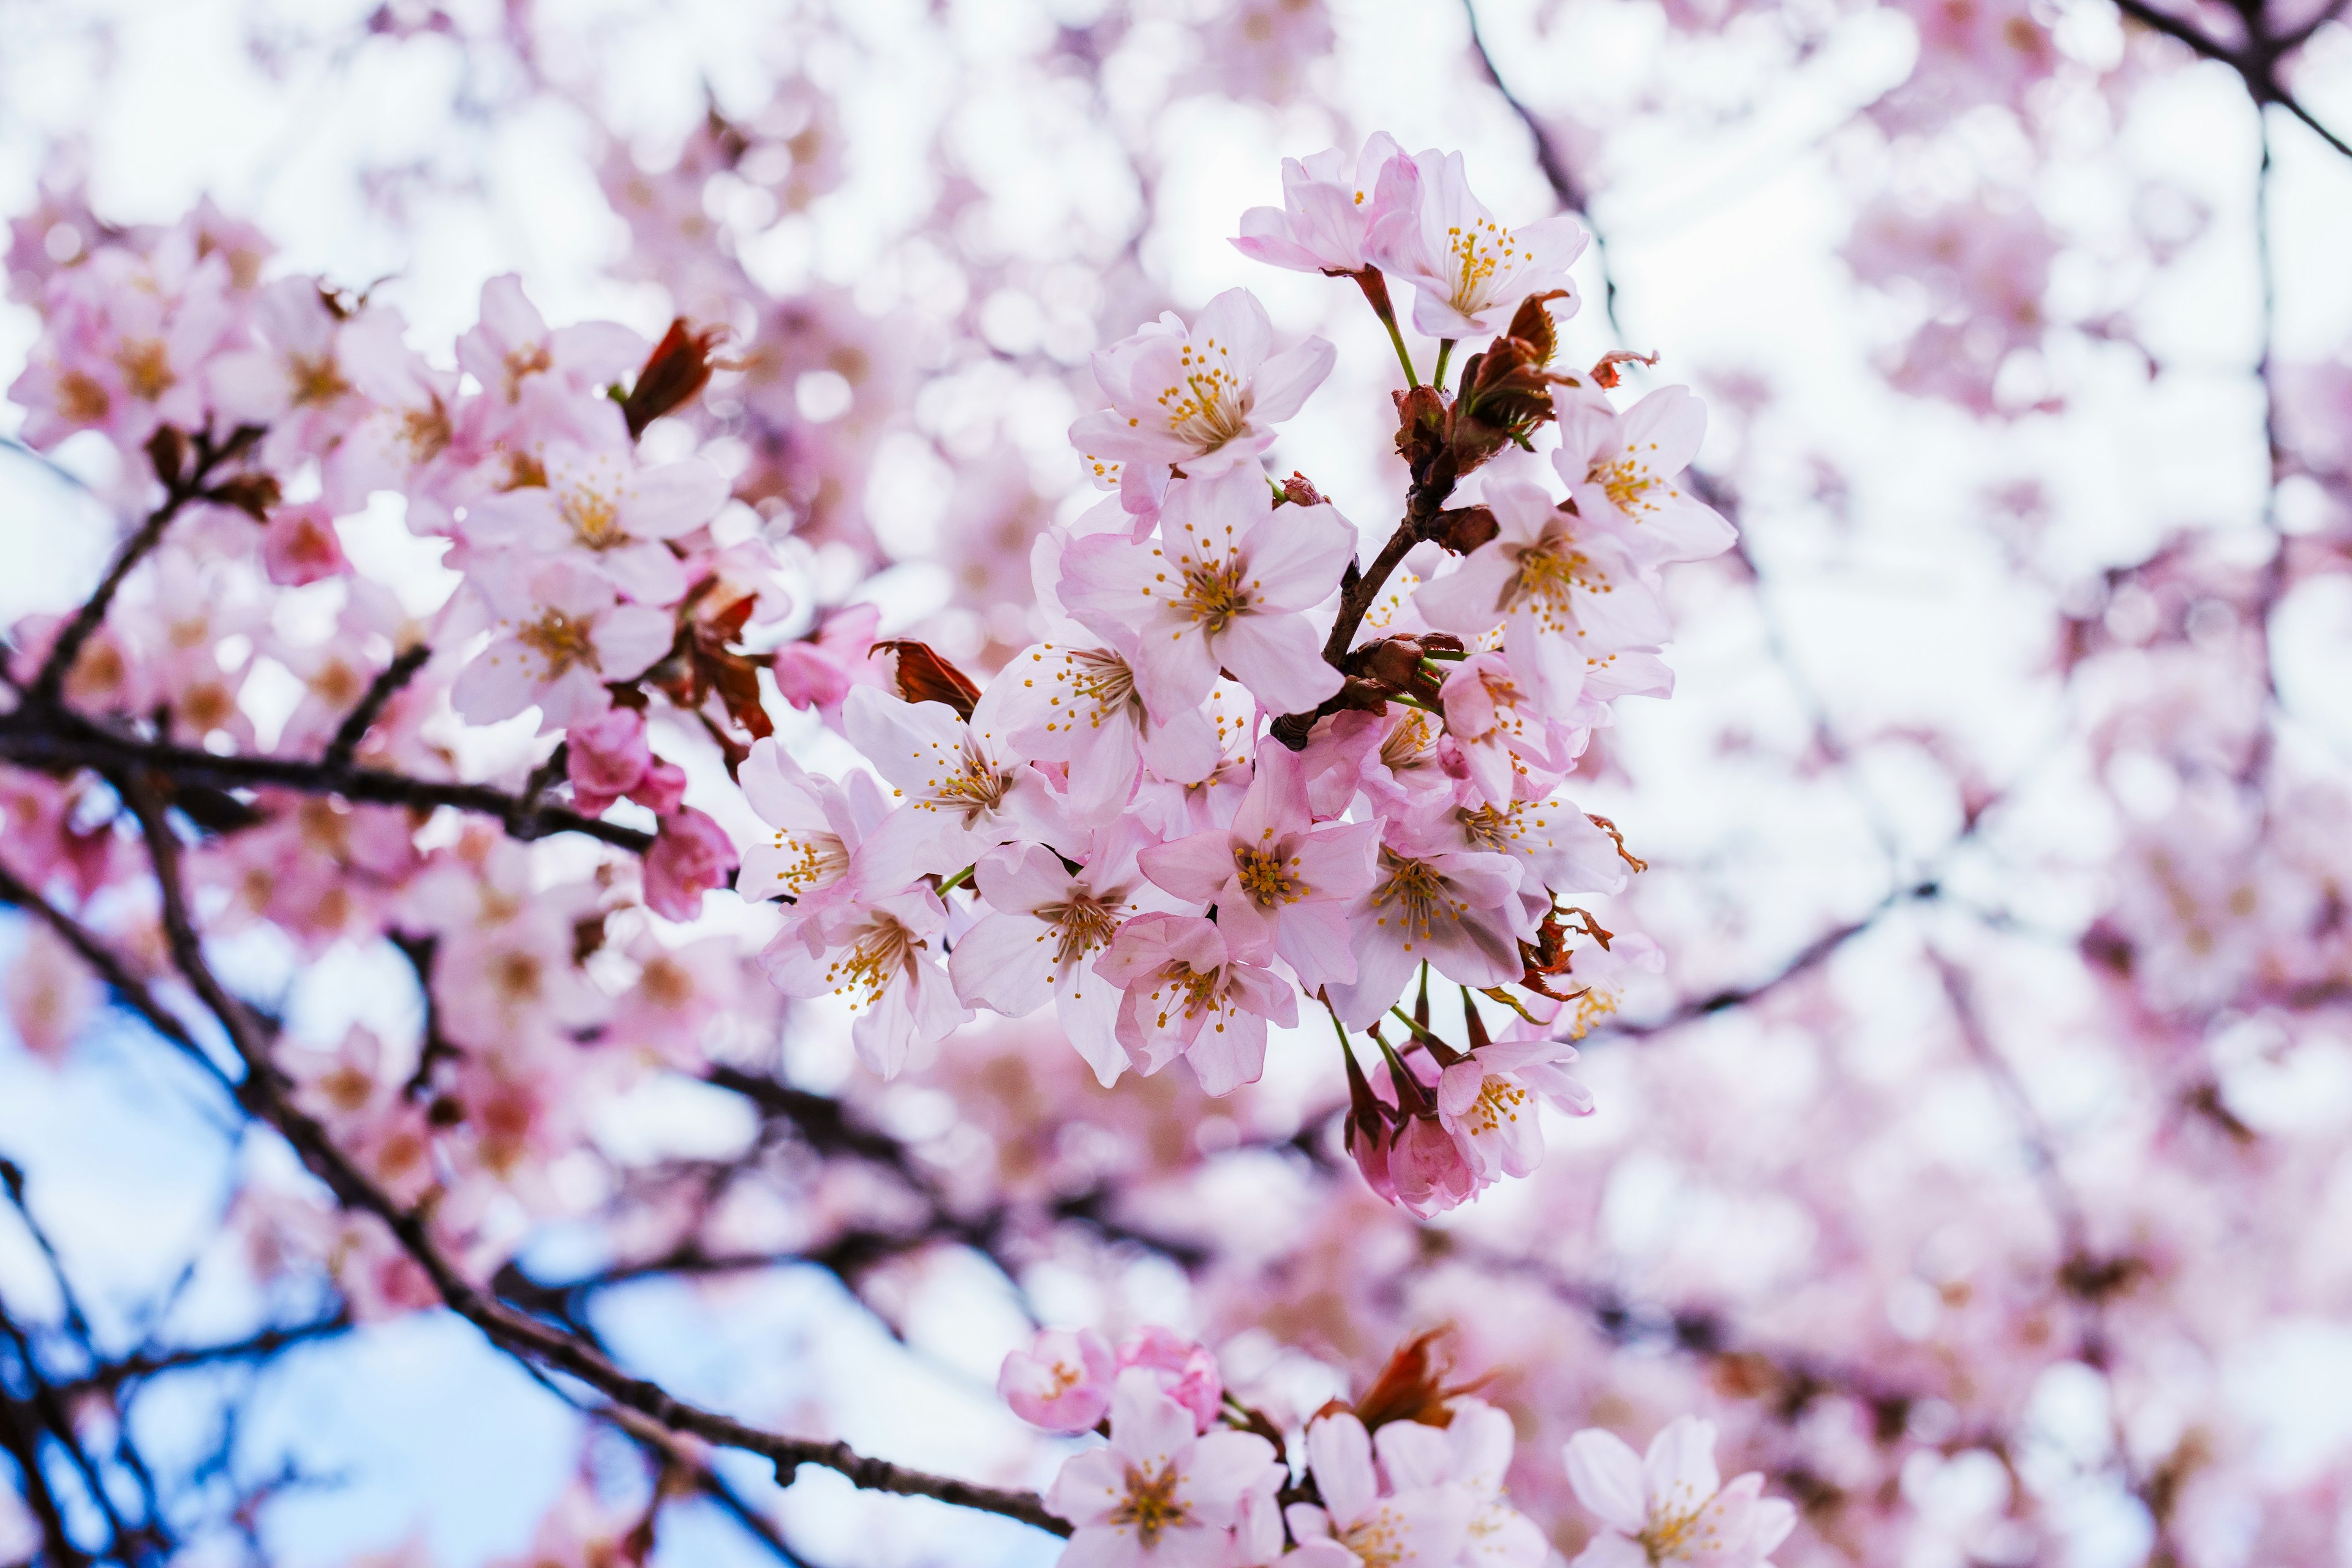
108, 777, 1069, 1537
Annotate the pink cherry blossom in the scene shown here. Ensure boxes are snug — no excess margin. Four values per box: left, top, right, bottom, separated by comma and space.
455, 273, 645, 420
1374, 1399, 1549, 1568
1068, 288, 1333, 511
1116, 1327, 1224, 1435
1001, 1326, 1118, 1434
949, 829, 1168, 1087
461, 441, 729, 606
995, 632, 1226, 823
1059, 467, 1355, 718
450, 556, 674, 733
1283, 1411, 1473, 1568
1093, 913, 1298, 1094
1232, 134, 1409, 276
1138, 744, 1377, 988
1044, 1368, 1284, 1568
1369, 150, 1588, 338
1322, 815, 1532, 1028
258, 502, 350, 586
761, 884, 968, 1077
737, 735, 886, 907
1415, 480, 1668, 717
1436, 1028, 1594, 1182
1563, 1417, 1796, 1568
1551, 386, 1735, 568
842, 684, 1072, 889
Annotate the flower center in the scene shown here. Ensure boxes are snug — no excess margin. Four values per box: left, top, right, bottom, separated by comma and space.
1039, 895, 1121, 970
1445, 216, 1526, 312
1109, 1461, 1191, 1547
1597, 452, 1665, 516
56, 370, 111, 424
1339, 1510, 1411, 1568
287, 350, 351, 408
1180, 555, 1253, 636
562, 484, 628, 551
915, 738, 1011, 823
116, 339, 175, 401
1147, 962, 1225, 1029
1158, 338, 1248, 451
824, 917, 919, 1010
518, 609, 601, 678
1503, 536, 1602, 635
1234, 843, 1305, 907
1069, 647, 1140, 725
766, 831, 850, 897
1461, 1073, 1529, 1137
1370, 850, 1456, 946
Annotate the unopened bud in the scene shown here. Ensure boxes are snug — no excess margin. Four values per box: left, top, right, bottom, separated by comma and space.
622, 317, 729, 438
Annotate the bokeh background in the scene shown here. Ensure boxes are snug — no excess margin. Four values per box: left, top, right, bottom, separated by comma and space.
4, 1, 2352, 1566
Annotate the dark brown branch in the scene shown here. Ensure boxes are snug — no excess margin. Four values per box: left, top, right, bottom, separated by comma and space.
108, 777, 1069, 1538
0, 859, 235, 1090
322, 644, 432, 771
28, 428, 260, 708
51, 1317, 354, 1399
0, 712, 652, 854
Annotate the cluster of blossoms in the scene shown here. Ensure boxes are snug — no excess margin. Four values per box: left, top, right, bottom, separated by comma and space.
1003, 1325, 1795, 1568
755, 134, 1730, 1215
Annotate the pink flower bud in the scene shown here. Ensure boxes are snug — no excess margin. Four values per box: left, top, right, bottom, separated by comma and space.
567, 707, 653, 815
1118, 1325, 1223, 1433
643, 807, 737, 921
260, 502, 349, 587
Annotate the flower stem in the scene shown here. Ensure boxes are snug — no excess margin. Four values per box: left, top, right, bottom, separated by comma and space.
935, 864, 975, 895
1433, 338, 1457, 389
1349, 267, 1420, 388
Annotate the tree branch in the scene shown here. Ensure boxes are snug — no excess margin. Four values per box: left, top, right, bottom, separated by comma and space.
0, 712, 652, 854
108, 775, 1069, 1539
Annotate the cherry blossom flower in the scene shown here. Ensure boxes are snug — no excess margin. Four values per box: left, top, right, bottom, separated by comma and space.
1001, 1326, 1117, 1435
450, 556, 674, 733
1093, 913, 1298, 1094
1139, 745, 1378, 989
1232, 134, 1409, 276
996, 632, 1226, 823
206, 275, 371, 461
461, 440, 730, 606
1044, 1368, 1284, 1568
1416, 480, 1668, 717
1390, 1109, 1481, 1218
564, 706, 685, 817
1374, 1399, 1549, 1568
761, 885, 968, 1077
1069, 288, 1334, 508
1563, 1417, 1796, 1568
1436, 653, 1577, 809
1370, 151, 1588, 338
1551, 387, 1735, 568
737, 736, 886, 908
1060, 468, 1355, 718
2, 923, 95, 1066
842, 684, 1072, 889
949, 831, 1168, 1086
1436, 1028, 1594, 1182
1322, 816, 1532, 1028
455, 273, 645, 420
1281, 1411, 1472, 1568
